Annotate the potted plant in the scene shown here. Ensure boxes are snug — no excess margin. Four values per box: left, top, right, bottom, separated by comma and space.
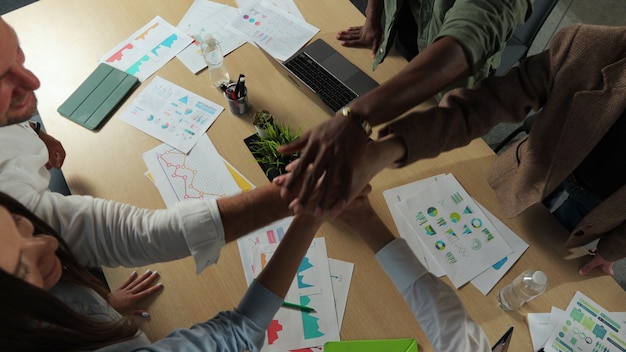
252, 110, 275, 138
250, 114, 301, 180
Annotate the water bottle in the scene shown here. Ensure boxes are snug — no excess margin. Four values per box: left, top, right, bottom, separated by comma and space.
498, 269, 547, 310
201, 33, 230, 87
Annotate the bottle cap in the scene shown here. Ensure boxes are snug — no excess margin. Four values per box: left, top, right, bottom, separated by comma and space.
532, 271, 547, 285
202, 33, 214, 42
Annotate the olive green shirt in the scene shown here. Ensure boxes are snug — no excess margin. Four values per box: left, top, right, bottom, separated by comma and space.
374, 0, 533, 91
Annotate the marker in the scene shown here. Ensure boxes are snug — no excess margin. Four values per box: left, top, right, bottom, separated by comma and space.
281, 301, 316, 313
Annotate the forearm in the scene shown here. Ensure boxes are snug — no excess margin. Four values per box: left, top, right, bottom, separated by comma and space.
218, 183, 292, 243
365, 0, 384, 19
256, 214, 322, 297
350, 36, 471, 126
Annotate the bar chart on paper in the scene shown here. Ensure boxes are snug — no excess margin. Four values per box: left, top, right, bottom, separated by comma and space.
143, 134, 241, 207
237, 222, 340, 351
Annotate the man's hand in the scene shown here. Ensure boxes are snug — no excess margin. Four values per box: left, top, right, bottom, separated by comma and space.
336, 23, 383, 57
37, 130, 66, 169
579, 251, 614, 276
278, 115, 369, 217
108, 269, 164, 318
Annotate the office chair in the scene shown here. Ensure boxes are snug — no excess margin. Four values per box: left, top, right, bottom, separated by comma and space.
494, 0, 559, 76
491, 0, 557, 152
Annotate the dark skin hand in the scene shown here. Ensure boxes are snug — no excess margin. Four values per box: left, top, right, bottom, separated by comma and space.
336, 0, 384, 57
279, 36, 471, 216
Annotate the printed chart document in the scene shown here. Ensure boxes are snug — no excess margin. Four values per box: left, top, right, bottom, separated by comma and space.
100, 16, 193, 81
143, 134, 241, 207
237, 219, 347, 352
119, 76, 224, 153
387, 174, 524, 290
542, 291, 626, 351
176, 0, 247, 73
236, 0, 305, 19
227, 0, 318, 60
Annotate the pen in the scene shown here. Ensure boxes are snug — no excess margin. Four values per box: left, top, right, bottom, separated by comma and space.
281, 301, 316, 313
219, 83, 228, 92
234, 73, 245, 98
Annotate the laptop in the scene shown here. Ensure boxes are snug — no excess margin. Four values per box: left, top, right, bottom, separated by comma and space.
492, 327, 514, 352
256, 39, 379, 114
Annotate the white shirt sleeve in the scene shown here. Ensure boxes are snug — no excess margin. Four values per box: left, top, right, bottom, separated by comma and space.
375, 238, 491, 352
0, 123, 225, 272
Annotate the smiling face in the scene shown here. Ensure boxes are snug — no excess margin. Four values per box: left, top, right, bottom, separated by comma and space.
0, 17, 41, 126
0, 205, 62, 291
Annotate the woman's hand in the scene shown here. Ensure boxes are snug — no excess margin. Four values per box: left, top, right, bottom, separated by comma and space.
108, 269, 164, 318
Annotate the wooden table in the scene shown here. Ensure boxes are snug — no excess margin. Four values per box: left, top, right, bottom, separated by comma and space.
5, 0, 626, 350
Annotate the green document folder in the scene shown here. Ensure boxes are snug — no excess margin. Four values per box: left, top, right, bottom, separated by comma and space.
324, 338, 418, 352
57, 63, 139, 130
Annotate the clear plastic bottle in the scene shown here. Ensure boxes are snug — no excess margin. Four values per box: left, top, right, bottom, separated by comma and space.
498, 269, 547, 310
201, 33, 230, 87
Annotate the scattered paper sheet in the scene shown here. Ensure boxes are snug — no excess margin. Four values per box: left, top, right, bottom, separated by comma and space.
237, 219, 354, 351
383, 175, 446, 277
543, 291, 626, 351
471, 203, 529, 295
100, 16, 193, 81
328, 258, 354, 329
176, 0, 248, 73
227, 0, 318, 60
236, 0, 304, 19
142, 134, 240, 207
119, 76, 224, 153
395, 174, 514, 288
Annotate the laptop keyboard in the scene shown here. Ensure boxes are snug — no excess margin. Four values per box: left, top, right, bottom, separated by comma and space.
284, 52, 358, 112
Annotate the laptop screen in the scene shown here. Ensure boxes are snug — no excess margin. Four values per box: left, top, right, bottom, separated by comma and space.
491, 327, 513, 352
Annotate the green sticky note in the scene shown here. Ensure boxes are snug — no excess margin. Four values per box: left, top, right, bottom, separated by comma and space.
324, 338, 418, 352
57, 63, 139, 130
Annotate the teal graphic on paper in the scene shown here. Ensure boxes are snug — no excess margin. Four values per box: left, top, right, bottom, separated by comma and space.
424, 225, 436, 236
451, 192, 463, 204
300, 295, 323, 339
415, 211, 427, 225
482, 228, 494, 242
463, 206, 473, 214
450, 212, 461, 223
471, 218, 483, 228
435, 240, 446, 250
297, 257, 314, 288
436, 217, 447, 227
462, 224, 472, 235
427, 207, 438, 217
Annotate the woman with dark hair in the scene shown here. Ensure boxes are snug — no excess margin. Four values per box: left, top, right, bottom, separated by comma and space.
0, 190, 322, 351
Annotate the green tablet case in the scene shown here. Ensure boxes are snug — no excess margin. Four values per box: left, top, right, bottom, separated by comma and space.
57, 63, 139, 130
324, 338, 418, 352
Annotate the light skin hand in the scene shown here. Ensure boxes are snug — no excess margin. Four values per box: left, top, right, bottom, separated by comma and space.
37, 130, 66, 169
278, 133, 405, 218
579, 252, 614, 276
107, 269, 163, 318
278, 115, 369, 216
278, 37, 470, 218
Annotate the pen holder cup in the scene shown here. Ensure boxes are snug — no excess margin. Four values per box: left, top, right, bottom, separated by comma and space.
223, 83, 250, 116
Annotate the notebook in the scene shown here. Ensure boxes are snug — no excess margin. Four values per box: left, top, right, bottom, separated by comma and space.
257, 39, 379, 114
492, 327, 514, 352
57, 63, 139, 130
324, 338, 418, 352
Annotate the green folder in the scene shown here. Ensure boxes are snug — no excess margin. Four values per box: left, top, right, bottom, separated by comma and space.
57, 63, 139, 130
324, 338, 418, 352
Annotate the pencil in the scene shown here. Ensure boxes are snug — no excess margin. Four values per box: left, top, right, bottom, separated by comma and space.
281, 301, 316, 313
